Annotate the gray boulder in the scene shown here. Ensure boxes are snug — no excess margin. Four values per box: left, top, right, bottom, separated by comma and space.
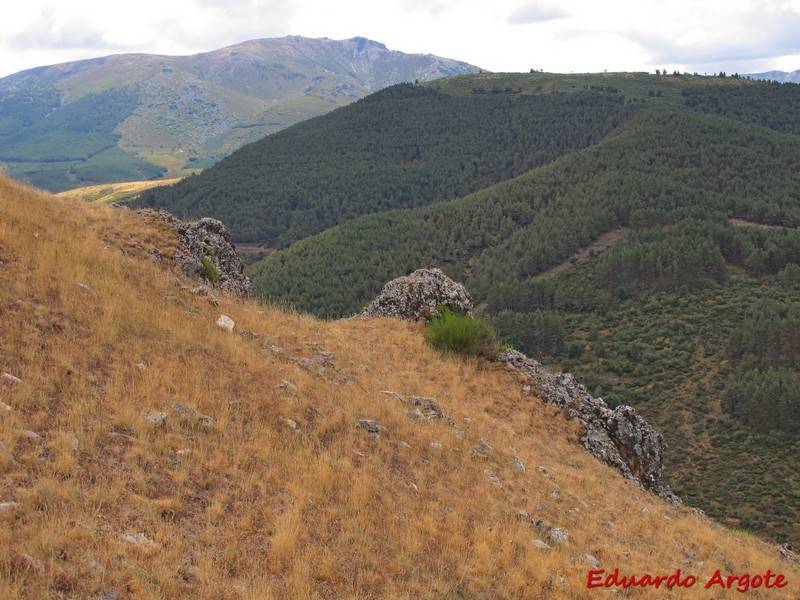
157, 212, 253, 299
497, 348, 680, 504
361, 268, 473, 321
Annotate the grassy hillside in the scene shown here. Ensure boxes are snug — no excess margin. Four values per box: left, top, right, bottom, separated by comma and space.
2, 173, 799, 598
55, 178, 181, 204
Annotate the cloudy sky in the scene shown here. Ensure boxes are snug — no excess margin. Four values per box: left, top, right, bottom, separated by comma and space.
1, 0, 799, 79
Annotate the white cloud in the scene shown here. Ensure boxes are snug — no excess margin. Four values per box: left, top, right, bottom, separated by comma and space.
508, 2, 570, 24
0, 0, 798, 78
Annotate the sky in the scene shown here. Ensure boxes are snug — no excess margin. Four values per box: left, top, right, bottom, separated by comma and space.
1, 0, 800, 79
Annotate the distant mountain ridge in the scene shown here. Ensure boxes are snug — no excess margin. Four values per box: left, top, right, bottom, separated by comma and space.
746, 69, 800, 83
0, 36, 480, 191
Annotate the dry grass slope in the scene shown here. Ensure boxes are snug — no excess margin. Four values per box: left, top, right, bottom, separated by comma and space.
0, 173, 798, 598
55, 179, 182, 205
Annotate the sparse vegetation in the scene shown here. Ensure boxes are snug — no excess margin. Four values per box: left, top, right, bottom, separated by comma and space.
2, 172, 798, 598
200, 256, 220, 283
424, 305, 498, 358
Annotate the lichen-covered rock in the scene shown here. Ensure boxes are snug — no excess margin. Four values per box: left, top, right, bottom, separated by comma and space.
496, 348, 680, 504
361, 268, 472, 320
157, 212, 253, 299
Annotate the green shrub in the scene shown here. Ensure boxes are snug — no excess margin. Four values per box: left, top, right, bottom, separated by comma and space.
200, 256, 220, 284
424, 306, 498, 359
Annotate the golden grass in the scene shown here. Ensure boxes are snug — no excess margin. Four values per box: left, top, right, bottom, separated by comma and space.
0, 172, 798, 598
54, 178, 182, 204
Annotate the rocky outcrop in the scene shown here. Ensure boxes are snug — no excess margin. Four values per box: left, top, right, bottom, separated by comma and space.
361, 268, 472, 320
158, 212, 253, 299
497, 348, 680, 504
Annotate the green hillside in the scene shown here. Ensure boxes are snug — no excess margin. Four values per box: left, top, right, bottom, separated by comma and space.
138, 82, 638, 244
246, 108, 800, 316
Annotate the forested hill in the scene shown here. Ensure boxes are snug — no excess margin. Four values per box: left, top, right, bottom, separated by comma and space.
247, 107, 800, 317
235, 73, 800, 546
136, 82, 637, 244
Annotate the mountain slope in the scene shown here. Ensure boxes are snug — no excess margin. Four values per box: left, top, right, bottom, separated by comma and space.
1, 173, 798, 598
246, 107, 800, 316
0, 36, 479, 192
138, 82, 636, 244
233, 74, 800, 545
137, 71, 799, 247
747, 70, 800, 83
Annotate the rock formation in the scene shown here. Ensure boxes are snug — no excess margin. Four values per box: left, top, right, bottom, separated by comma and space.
361, 268, 473, 320
497, 349, 680, 503
157, 212, 253, 299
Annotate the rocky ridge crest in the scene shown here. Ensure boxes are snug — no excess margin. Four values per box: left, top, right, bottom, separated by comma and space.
360, 268, 473, 320
157, 212, 253, 299
361, 268, 679, 503
497, 348, 680, 503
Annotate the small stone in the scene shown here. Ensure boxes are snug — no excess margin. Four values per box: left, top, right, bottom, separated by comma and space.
430, 440, 442, 450
532, 539, 552, 550
76, 282, 93, 293
511, 457, 525, 473
0, 501, 20, 511
584, 553, 601, 568
546, 527, 569, 544
1, 402, 11, 411
71, 437, 79, 451
178, 563, 200, 581
534, 519, 551, 533
19, 553, 45, 573
641, 507, 649, 514
285, 419, 299, 430
408, 407, 425, 420
18, 430, 41, 440
172, 402, 197, 418
269, 345, 284, 354
484, 469, 501, 486
176, 449, 191, 457
408, 482, 419, 492
216, 314, 235, 332
537, 466, 554, 477
102, 592, 122, 600
121, 532, 158, 550
515, 509, 532, 523
82, 558, 105, 574
778, 543, 799, 564
1, 373, 22, 384
198, 414, 214, 427
470, 439, 493, 458
145, 412, 167, 427
355, 419, 383, 436
278, 379, 297, 391
135, 363, 147, 370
